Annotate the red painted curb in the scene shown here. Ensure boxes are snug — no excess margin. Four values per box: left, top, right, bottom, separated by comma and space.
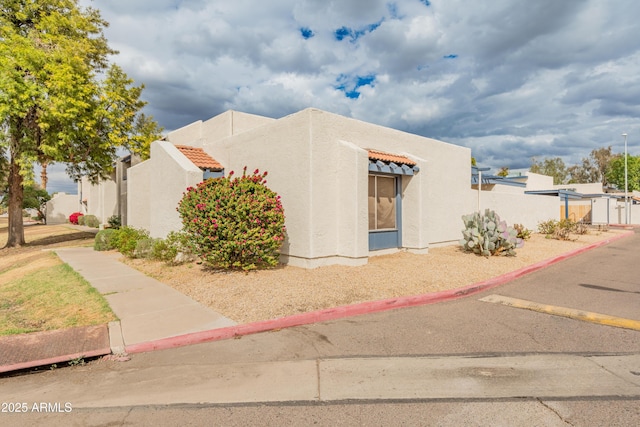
125, 230, 634, 355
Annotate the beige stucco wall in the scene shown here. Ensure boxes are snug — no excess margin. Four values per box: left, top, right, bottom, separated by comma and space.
525, 172, 554, 190
167, 111, 276, 148
480, 183, 526, 194
127, 160, 152, 232
46, 193, 80, 224
80, 176, 117, 223
148, 141, 203, 238
555, 182, 603, 194
166, 120, 203, 146
610, 199, 640, 225
478, 192, 558, 230
302, 109, 474, 248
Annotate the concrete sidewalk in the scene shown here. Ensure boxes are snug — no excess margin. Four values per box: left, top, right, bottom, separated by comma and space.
3, 353, 640, 407
56, 247, 236, 352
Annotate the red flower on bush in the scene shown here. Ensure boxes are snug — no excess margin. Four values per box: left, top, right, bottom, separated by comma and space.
177, 168, 286, 271
69, 212, 84, 225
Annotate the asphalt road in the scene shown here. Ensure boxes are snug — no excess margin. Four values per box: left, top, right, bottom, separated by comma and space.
1, 229, 639, 426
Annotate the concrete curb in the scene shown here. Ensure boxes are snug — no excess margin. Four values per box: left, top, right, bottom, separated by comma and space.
0, 347, 111, 374
108, 321, 126, 355
125, 230, 634, 354
0, 325, 112, 374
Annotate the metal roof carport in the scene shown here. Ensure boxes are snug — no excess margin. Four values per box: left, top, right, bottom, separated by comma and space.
524, 189, 583, 220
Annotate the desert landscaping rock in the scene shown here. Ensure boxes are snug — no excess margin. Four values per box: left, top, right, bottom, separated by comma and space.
123, 230, 627, 324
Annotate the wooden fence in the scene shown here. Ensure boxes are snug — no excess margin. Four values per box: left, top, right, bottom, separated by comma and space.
560, 205, 591, 223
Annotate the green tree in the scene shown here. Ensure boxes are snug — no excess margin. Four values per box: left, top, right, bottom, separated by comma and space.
23, 184, 50, 223
567, 146, 614, 185
606, 154, 640, 192
2, 183, 50, 223
496, 167, 509, 177
567, 157, 598, 184
530, 157, 568, 185
590, 146, 614, 187
0, 1, 160, 247
129, 113, 164, 160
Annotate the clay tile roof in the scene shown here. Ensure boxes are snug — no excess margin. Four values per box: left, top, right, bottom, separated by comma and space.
367, 149, 417, 166
175, 145, 224, 171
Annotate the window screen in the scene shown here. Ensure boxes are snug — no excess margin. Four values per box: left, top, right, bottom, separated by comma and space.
368, 175, 396, 230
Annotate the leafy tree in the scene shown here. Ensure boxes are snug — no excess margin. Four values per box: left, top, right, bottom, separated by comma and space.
0, 149, 7, 195
530, 157, 568, 185
567, 146, 614, 185
567, 157, 598, 184
0, 0, 161, 247
0, 183, 49, 222
496, 167, 509, 177
129, 113, 164, 160
591, 146, 614, 187
606, 154, 640, 192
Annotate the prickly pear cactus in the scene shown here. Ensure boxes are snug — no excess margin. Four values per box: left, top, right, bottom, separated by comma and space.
460, 209, 524, 257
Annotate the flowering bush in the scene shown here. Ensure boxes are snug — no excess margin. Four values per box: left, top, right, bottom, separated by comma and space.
177, 167, 286, 271
69, 212, 84, 225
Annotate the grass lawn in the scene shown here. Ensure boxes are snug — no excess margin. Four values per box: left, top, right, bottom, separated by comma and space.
0, 218, 117, 336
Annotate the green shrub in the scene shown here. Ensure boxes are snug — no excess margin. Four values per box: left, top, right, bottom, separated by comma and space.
538, 218, 588, 240
77, 215, 86, 226
152, 231, 195, 264
537, 219, 558, 235
513, 223, 532, 241
134, 238, 159, 259
111, 226, 150, 258
83, 214, 100, 228
94, 229, 117, 251
555, 218, 576, 240
574, 221, 589, 235
460, 209, 523, 257
107, 215, 121, 230
177, 168, 286, 270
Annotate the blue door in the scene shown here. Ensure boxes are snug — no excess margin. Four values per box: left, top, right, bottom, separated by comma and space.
368, 175, 401, 250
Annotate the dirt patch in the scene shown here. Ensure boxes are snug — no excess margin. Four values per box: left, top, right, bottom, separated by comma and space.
123, 229, 629, 324
0, 253, 61, 286
0, 223, 95, 275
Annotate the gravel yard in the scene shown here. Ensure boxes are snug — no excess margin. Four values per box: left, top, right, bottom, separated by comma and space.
123, 229, 628, 324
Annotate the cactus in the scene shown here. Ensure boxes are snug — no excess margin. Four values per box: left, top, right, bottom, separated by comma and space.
460, 209, 524, 257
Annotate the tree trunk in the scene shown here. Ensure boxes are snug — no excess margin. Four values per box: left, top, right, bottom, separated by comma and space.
6, 146, 25, 248
41, 161, 48, 190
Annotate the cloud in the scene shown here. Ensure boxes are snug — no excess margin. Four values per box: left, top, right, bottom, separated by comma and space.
41, 0, 640, 193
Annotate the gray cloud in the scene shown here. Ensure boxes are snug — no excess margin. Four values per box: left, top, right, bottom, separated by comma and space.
44, 0, 640, 193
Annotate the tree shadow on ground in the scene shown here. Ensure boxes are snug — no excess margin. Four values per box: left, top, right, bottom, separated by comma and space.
26, 231, 96, 247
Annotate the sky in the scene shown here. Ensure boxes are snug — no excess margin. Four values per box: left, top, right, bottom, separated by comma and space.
48, 0, 640, 193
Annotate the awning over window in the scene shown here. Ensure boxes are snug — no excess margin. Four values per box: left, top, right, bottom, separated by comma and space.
368, 149, 419, 175
175, 145, 224, 171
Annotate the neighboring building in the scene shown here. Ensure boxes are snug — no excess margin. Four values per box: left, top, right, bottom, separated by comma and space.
503, 171, 640, 224
45, 192, 79, 224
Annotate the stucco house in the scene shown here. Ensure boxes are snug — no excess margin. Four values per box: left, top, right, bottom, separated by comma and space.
128, 108, 564, 267
74, 108, 560, 268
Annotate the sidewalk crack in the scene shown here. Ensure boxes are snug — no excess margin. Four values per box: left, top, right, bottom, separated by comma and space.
537, 398, 575, 426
